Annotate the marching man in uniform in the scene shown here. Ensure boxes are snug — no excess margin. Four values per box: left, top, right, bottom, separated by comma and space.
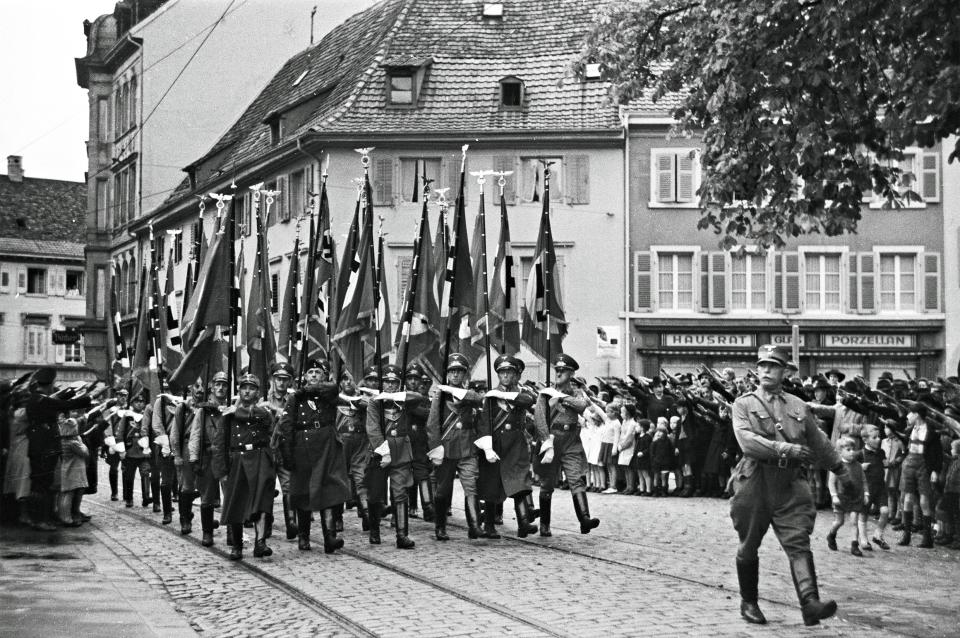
364, 364, 426, 549
477, 355, 539, 538
276, 359, 351, 553
263, 362, 297, 540
170, 381, 204, 535
213, 373, 276, 560
730, 344, 854, 626
428, 353, 484, 540
188, 372, 228, 547
336, 369, 372, 532
534, 354, 599, 536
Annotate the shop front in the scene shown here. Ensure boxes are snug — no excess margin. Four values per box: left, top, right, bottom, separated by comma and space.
631, 319, 944, 384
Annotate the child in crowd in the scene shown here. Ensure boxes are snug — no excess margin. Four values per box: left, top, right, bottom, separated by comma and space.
635, 419, 653, 496
882, 420, 906, 528
582, 404, 603, 492
599, 403, 621, 494
57, 417, 89, 526
827, 436, 869, 556
669, 415, 685, 496
616, 402, 639, 494
650, 419, 673, 497
861, 425, 891, 549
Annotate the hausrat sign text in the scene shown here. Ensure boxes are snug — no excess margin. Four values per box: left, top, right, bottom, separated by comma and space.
662, 334, 754, 348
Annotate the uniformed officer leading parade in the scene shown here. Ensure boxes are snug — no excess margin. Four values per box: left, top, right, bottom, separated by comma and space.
730, 344, 854, 626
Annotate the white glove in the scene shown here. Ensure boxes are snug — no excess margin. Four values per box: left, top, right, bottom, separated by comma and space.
115, 441, 126, 459
103, 435, 117, 453
541, 448, 555, 464
137, 436, 150, 452
379, 453, 392, 468
484, 449, 500, 463
154, 434, 172, 457
374, 440, 391, 467
427, 445, 444, 466
539, 435, 555, 454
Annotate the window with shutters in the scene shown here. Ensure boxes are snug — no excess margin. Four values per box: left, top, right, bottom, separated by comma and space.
520, 158, 563, 203
803, 252, 843, 312
774, 251, 801, 313
270, 270, 280, 314
27, 268, 46, 295
286, 170, 305, 221
654, 250, 695, 311
64, 340, 85, 364
877, 253, 917, 312
66, 270, 84, 297
923, 252, 941, 312
730, 252, 767, 311
867, 148, 940, 206
399, 158, 441, 202
0, 268, 9, 294
372, 157, 395, 206
173, 230, 183, 264
24, 324, 47, 363
650, 149, 701, 206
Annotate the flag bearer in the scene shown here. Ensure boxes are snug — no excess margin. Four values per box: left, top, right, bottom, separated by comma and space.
188, 372, 228, 547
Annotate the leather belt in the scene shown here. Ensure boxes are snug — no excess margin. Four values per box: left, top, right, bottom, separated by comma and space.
234, 443, 268, 451
756, 456, 803, 469
295, 421, 330, 431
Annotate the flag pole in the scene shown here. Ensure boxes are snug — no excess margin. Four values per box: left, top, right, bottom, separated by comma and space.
358, 148, 382, 383
298, 186, 318, 383
472, 171, 494, 391
542, 161, 552, 386
225, 196, 237, 402
147, 222, 166, 394
321, 159, 333, 361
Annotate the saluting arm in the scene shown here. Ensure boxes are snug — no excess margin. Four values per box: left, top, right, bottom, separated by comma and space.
426, 396, 443, 449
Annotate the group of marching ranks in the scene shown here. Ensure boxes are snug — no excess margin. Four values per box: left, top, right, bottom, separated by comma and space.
58, 350, 599, 560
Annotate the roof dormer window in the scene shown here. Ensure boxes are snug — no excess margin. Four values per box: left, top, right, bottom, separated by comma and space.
499, 77, 524, 109
388, 73, 414, 105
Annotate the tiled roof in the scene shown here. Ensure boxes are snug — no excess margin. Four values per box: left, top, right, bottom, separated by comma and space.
625, 90, 686, 117
0, 237, 85, 260
0, 175, 86, 242
166, 0, 618, 209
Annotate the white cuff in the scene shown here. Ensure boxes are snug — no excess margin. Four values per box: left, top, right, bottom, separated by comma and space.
427, 445, 444, 462
539, 435, 555, 453
474, 435, 493, 452
114, 441, 126, 455
374, 440, 390, 457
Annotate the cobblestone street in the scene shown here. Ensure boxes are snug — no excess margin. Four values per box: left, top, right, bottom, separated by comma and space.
2, 474, 958, 637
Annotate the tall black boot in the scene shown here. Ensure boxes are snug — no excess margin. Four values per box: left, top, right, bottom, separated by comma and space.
228, 524, 243, 560
321, 507, 344, 554
434, 495, 449, 541
263, 511, 274, 540
357, 496, 370, 532
419, 479, 435, 522
200, 505, 216, 547
539, 492, 552, 537
109, 464, 119, 500
140, 473, 152, 507
226, 523, 235, 547
572, 491, 600, 534
334, 503, 344, 533
918, 515, 934, 548
178, 494, 194, 535
160, 484, 173, 525
495, 501, 503, 525
789, 553, 837, 626
282, 495, 298, 540
395, 501, 415, 549
898, 511, 913, 546
524, 492, 539, 521
408, 485, 419, 518
482, 500, 501, 539
736, 559, 767, 624
150, 469, 161, 512
514, 496, 538, 538
464, 496, 481, 539
368, 501, 382, 544
297, 509, 312, 551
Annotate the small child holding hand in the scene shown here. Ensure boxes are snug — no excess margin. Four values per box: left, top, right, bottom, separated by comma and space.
827, 436, 869, 556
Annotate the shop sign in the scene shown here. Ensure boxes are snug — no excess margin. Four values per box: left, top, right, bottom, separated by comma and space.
770, 333, 806, 347
662, 334, 754, 348
596, 325, 621, 358
822, 334, 913, 349
51, 330, 81, 345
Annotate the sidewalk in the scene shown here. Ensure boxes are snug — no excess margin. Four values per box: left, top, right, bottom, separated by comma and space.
0, 518, 197, 638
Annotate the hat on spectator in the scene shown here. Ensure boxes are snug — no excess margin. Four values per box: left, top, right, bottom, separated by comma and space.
33, 367, 56, 385
826, 368, 846, 382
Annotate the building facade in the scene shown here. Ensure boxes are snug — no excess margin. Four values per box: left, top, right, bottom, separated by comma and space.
125, 0, 627, 383
0, 156, 95, 383
75, 0, 368, 380
623, 109, 947, 383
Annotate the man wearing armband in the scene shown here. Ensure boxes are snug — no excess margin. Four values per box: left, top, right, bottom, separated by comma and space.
477, 355, 539, 538
730, 344, 855, 627
533, 354, 599, 536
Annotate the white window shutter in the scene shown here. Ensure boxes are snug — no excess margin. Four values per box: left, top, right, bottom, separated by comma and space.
17, 267, 27, 294
677, 152, 695, 202
655, 152, 674, 202
847, 253, 858, 312
921, 152, 939, 201
634, 251, 652, 311
55, 344, 65, 363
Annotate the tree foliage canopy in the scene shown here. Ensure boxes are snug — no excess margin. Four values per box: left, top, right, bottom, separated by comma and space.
576, 0, 960, 248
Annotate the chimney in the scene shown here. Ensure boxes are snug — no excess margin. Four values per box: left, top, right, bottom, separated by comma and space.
7, 155, 23, 183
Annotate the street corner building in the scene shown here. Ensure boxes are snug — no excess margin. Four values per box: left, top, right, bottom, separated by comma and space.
0, 155, 95, 384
